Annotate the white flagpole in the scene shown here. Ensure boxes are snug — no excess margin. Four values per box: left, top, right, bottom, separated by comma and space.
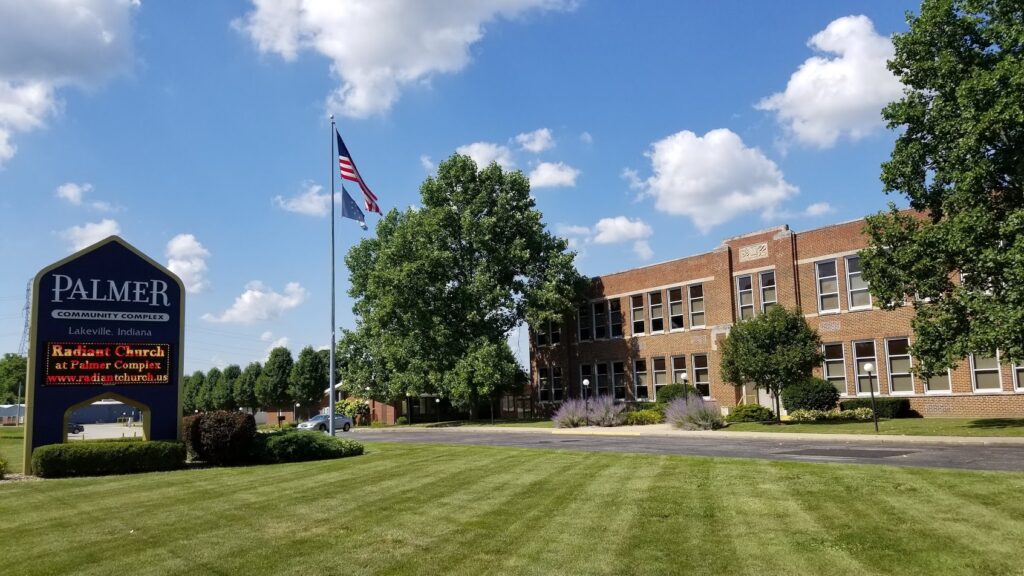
328, 114, 337, 436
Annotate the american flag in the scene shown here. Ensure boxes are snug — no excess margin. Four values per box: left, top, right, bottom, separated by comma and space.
335, 130, 381, 214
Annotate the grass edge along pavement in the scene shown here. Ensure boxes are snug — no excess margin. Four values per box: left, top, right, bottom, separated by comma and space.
3, 442, 1024, 575
723, 417, 1024, 437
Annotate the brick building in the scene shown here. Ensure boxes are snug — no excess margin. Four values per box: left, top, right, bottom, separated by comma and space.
529, 217, 1024, 418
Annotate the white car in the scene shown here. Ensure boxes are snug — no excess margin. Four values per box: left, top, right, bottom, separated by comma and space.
297, 414, 353, 432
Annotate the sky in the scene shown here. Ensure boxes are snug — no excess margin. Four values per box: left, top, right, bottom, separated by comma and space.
0, 0, 920, 373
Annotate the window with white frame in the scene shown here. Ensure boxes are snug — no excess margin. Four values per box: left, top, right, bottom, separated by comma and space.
1015, 362, 1024, 391
971, 353, 1002, 391
596, 363, 610, 396
688, 284, 705, 327
549, 321, 561, 345
634, 359, 649, 401
692, 354, 710, 397
577, 305, 591, 341
551, 366, 563, 401
854, 340, 879, 394
886, 338, 914, 394
816, 260, 840, 313
924, 370, 951, 393
630, 294, 645, 335
593, 301, 608, 339
671, 356, 687, 385
760, 271, 777, 312
822, 343, 847, 395
736, 275, 754, 320
609, 299, 623, 338
652, 357, 668, 400
538, 367, 550, 402
580, 364, 593, 398
668, 287, 685, 330
612, 361, 626, 400
648, 291, 664, 333
846, 256, 871, 309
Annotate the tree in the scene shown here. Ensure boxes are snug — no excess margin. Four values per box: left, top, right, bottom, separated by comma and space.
719, 306, 823, 421
0, 353, 27, 404
861, 0, 1024, 374
185, 371, 205, 414
256, 347, 293, 412
213, 364, 241, 410
234, 361, 261, 413
202, 367, 221, 412
344, 154, 585, 410
289, 346, 328, 420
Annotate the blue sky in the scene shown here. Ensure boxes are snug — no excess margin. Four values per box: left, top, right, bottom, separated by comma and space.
0, 0, 918, 372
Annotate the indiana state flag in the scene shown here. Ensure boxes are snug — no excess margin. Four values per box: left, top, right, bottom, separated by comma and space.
340, 186, 368, 230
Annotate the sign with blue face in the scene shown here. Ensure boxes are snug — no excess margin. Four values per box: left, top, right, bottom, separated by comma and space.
23, 237, 184, 473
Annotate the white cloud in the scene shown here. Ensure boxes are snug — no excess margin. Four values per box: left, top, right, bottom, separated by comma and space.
419, 154, 434, 173
202, 281, 308, 324
61, 218, 120, 251
632, 240, 653, 261
273, 182, 338, 217
236, 0, 570, 118
803, 202, 835, 217
757, 15, 903, 148
0, 1, 137, 166
456, 141, 514, 169
264, 336, 290, 359
593, 216, 652, 244
260, 331, 274, 342
579, 131, 593, 145
166, 233, 211, 294
55, 182, 91, 205
529, 161, 579, 188
631, 128, 798, 233
515, 128, 553, 153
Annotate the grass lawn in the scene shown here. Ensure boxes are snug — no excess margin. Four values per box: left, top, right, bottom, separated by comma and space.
0, 426, 23, 473
3, 443, 1024, 575
725, 417, 1024, 437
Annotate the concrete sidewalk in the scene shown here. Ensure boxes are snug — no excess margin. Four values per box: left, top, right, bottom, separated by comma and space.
361, 423, 1024, 446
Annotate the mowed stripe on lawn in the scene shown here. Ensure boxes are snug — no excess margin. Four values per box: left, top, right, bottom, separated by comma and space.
2, 443, 1024, 576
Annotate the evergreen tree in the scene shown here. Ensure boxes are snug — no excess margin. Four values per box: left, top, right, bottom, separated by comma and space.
256, 347, 293, 412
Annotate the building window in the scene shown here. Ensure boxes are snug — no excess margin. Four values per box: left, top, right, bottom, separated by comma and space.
816, 260, 840, 313
609, 299, 623, 338
692, 354, 710, 397
652, 357, 668, 400
886, 338, 914, 395
538, 367, 550, 402
854, 340, 879, 395
535, 325, 548, 347
549, 321, 561, 345
551, 366, 563, 401
612, 361, 626, 400
580, 364, 593, 397
671, 356, 687, 385
596, 363, 610, 396
630, 294, 645, 335
760, 271, 777, 312
648, 291, 664, 333
668, 287, 685, 330
1015, 362, 1024, 391
736, 275, 754, 320
688, 284, 705, 328
593, 301, 608, 339
634, 359, 649, 401
577, 305, 591, 341
822, 343, 847, 395
924, 370, 951, 394
846, 256, 871, 310
971, 353, 1002, 392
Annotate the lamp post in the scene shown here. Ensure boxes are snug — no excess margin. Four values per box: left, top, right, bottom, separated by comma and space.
406, 392, 413, 425
364, 386, 371, 426
435, 397, 441, 423
863, 362, 879, 433
583, 378, 590, 426
294, 402, 300, 424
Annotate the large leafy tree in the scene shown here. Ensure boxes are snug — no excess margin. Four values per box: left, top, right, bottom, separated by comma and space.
256, 347, 293, 412
213, 364, 241, 410
861, 0, 1024, 374
184, 371, 205, 414
343, 154, 585, 410
289, 346, 328, 420
0, 353, 27, 404
201, 367, 221, 412
719, 306, 823, 421
234, 361, 261, 413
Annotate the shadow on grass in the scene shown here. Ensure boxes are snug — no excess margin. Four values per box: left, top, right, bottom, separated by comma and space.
966, 418, 1024, 430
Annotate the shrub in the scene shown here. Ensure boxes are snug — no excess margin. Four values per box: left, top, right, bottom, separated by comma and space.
396, 416, 409, 425
781, 378, 840, 412
788, 408, 875, 423
587, 395, 626, 427
726, 403, 775, 423
624, 409, 663, 426
0, 453, 7, 479
183, 411, 257, 465
788, 409, 826, 422
850, 407, 875, 421
839, 397, 911, 419
655, 383, 698, 404
31, 441, 185, 478
182, 414, 202, 456
665, 396, 723, 430
252, 430, 364, 463
552, 399, 588, 428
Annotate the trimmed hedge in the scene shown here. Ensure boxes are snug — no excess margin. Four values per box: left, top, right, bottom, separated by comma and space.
251, 429, 364, 463
839, 397, 911, 419
183, 411, 257, 465
655, 383, 698, 404
782, 378, 840, 412
624, 409, 663, 426
726, 403, 774, 423
31, 441, 185, 478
